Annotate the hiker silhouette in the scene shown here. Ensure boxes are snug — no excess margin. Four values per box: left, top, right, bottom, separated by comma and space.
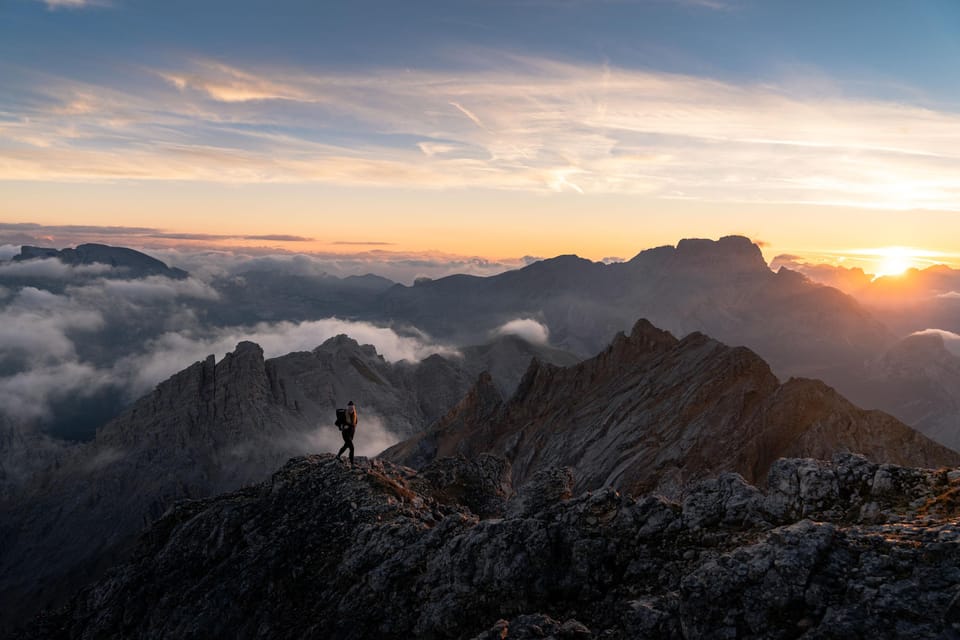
336, 401, 358, 466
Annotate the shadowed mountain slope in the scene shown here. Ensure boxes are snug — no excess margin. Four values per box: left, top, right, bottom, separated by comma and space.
18, 452, 960, 639
0, 334, 576, 634
841, 332, 960, 451
373, 236, 892, 379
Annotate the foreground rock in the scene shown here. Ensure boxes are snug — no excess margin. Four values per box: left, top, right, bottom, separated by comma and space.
0, 334, 577, 634
19, 453, 960, 639
383, 319, 960, 496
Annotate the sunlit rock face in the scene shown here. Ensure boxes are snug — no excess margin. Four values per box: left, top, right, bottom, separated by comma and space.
384, 318, 959, 497
18, 452, 960, 639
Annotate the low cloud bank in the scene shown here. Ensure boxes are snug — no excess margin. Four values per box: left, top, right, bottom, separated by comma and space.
74, 275, 219, 302
0, 258, 113, 280
0, 290, 456, 429
115, 318, 458, 399
192, 250, 525, 286
292, 412, 400, 459
0, 241, 508, 446
494, 318, 550, 345
0, 245, 20, 261
0, 361, 112, 422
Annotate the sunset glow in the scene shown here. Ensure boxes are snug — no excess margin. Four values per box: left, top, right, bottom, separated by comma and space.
2, 1, 960, 267
873, 248, 916, 279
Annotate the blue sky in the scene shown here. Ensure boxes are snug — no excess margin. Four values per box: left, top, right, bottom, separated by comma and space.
6, 0, 958, 93
2, 0, 960, 263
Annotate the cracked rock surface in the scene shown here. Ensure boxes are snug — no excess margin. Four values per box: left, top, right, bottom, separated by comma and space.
17, 452, 960, 639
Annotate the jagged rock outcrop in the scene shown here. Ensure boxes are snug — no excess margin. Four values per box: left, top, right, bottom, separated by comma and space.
408, 453, 513, 518
18, 453, 960, 639
0, 334, 578, 634
384, 319, 960, 496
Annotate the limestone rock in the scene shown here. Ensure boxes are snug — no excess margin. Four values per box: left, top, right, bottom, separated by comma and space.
18, 453, 960, 639
383, 319, 960, 497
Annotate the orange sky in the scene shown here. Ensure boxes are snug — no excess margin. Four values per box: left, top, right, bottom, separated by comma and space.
5, 178, 960, 275
5, 16, 960, 272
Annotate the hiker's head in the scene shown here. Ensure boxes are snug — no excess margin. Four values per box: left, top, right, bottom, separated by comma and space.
347, 401, 356, 413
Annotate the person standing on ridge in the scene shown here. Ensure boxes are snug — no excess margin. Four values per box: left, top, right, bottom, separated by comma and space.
337, 401, 358, 467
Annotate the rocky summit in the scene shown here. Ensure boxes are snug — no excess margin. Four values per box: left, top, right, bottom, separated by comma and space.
383, 319, 960, 496
19, 452, 960, 639
0, 333, 576, 633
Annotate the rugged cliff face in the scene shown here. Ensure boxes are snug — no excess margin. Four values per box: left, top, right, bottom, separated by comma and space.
0, 334, 576, 634
383, 319, 960, 496
19, 452, 960, 639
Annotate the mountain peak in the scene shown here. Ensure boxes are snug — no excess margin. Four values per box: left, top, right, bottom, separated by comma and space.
13, 243, 188, 279
894, 332, 950, 357
384, 319, 957, 496
675, 235, 768, 270
628, 317, 678, 347
628, 235, 769, 276
226, 340, 266, 365
316, 333, 362, 352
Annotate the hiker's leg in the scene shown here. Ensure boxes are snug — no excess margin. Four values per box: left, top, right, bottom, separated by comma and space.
348, 439, 355, 464
337, 442, 348, 459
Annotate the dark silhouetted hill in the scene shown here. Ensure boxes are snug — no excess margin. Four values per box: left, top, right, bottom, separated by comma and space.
13, 243, 188, 279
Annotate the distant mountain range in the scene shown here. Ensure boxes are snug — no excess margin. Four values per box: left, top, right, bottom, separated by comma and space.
372, 236, 892, 373
771, 255, 960, 341
5, 237, 960, 638
4, 318, 957, 634
12, 243, 188, 279
3, 237, 958, 453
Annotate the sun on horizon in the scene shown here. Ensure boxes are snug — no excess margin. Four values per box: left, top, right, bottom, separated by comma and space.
872, 247, 918, 280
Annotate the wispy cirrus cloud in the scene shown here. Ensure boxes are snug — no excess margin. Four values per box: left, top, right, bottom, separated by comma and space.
158, 61, 309, 103
36, 0, 111, 9
0, 223, 315, 250
4, 55, 960, 209
149, 232, 313, 242
332, 241, 395, 246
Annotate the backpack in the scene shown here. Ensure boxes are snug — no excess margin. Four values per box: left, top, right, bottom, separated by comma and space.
335, 408, 347, 429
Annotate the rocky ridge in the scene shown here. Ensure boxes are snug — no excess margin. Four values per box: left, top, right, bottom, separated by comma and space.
19, 452, 960, 639
383, 319, 960, 496
0, 334, 577, 634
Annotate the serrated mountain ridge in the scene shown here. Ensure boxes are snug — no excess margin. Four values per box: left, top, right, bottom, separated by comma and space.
384, 318, 959, 496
